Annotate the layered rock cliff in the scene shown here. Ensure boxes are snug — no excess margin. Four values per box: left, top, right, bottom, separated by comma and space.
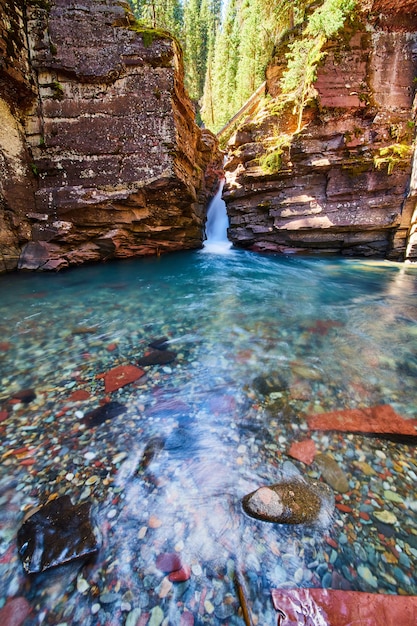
223, 0, 417, 260
0, 0, 37, 271
0, 0, 221, 272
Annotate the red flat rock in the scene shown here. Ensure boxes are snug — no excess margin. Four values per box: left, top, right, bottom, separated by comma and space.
68, 389, 90, 401
104, 365, 145, 393
169, 564, 191, 582
0, 597, 32, 626
288, 438, 317, 465
307, 405, 417, 437
271, 588, 417, 625
0, 410, 8, 422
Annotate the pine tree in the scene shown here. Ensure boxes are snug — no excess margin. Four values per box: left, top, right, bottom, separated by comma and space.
206, 0, 241, 132
127, 0, 183, 37
183, 0, 204, 102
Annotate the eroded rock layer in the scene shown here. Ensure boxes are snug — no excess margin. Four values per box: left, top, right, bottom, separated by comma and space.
0, 0, 221, 272
224, 4, 417, 260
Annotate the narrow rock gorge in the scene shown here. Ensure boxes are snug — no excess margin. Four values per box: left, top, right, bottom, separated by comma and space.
223, 0, 417, 260
0, 0, 221, 272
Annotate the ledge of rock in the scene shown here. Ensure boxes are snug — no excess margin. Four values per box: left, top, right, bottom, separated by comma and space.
0, 0, 222, 272
224, 3, 417, 260
271, 588, 417, 625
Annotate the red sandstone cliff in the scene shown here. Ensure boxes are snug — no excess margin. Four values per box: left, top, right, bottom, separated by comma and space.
224, 1, 417, 260
0, 0, 221, 272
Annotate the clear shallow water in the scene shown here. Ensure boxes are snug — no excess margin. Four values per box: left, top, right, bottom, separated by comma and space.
0, 250, 416, 625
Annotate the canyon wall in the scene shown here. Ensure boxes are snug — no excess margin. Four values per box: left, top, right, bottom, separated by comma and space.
0, 0, 221, 272
0, 0, 37, 271
224, 1, 417, 260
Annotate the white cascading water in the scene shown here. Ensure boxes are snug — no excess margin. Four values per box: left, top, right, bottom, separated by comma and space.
203, 179, 232, 253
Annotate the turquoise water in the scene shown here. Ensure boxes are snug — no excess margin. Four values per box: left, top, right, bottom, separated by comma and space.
0, 250, 416, 624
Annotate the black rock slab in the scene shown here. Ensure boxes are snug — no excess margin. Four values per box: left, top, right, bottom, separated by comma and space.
83, 401, 126, 428
148, 336, 170, 350
17, 496, 99, 574
137, 350, 177, 366
10, 388, 36, 404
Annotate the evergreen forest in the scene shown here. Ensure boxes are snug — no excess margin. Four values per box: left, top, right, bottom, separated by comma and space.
128, 1, 356, 133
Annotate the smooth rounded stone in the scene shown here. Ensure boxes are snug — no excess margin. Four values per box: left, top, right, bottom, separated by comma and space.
383, 490, 403, 503
314, 453, 349, 493
112, 451, 128, 464
191, 563, 203, 576
156, 552, 182, 573
158, 577, 173, 598
366, 546, 379, 567
291, 364, 322, 381
358, 565, 378, 589
242, 477, 334, 525
322, 572, 332, 588
393, 566, 411, 587
399, 552, 411, 568
354, 543, 367, 563
137, 350, 177, 366
204, 600, 215, 615
77, 577, 89, 593
169, 564, 191, 582
149, 606, 165, 626
293, 567, 304, 584
408, 500, 417, 513
126, 608, 142, 626
373, 510, 398, 525
405, 533, 417, 550
374, 520, 396, 538
100, 592, 119, 604
85, 475, 99, 486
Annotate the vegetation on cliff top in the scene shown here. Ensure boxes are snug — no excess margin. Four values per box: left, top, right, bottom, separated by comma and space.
128, 1, 357, 133
281, 0, 356, 131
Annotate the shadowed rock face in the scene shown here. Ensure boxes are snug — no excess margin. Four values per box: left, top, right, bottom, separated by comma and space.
224, 5, 417, 260
0, 0, 221, 272
0, 0, 37, 272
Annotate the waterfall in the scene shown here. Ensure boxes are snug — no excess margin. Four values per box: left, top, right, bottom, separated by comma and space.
203, 179, 232, 253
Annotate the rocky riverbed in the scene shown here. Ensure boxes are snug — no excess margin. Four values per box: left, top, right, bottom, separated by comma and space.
0, 251, 416, 625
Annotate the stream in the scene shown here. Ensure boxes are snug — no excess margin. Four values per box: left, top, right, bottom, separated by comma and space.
0, 249, 416, 624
